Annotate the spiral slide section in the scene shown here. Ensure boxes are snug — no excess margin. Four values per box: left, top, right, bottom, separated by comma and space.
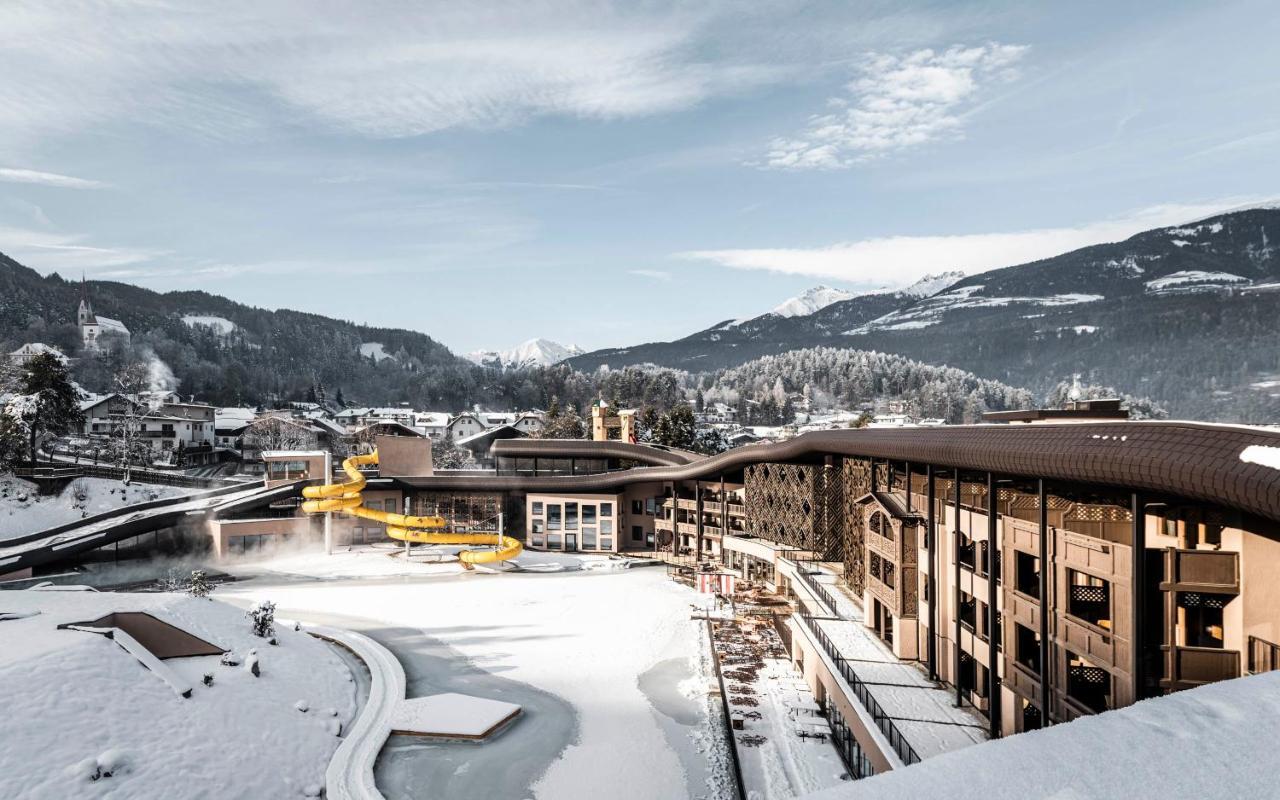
300, 451, 522, 566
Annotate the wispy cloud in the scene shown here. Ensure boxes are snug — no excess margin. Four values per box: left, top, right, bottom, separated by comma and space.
0, 3, 786, 147
629, 269, 672, 281
0, 167, 107, 189
677, 199, 1271, 287
0, 226, 163, 273
760, 43, 1027, 170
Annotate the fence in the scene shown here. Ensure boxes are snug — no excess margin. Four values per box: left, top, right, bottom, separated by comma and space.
792, 561, 843, 619
795, 612, 921, 766
16, 461, 233, 489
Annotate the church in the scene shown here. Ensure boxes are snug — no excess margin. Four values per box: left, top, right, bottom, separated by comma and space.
77, 277, 130, 352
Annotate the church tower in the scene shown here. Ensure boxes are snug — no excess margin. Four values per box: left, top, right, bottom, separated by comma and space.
77, 274, 96, 327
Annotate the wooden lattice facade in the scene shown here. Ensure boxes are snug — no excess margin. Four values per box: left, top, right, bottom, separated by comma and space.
843, 458, 873, 597
744, 462, 844, 561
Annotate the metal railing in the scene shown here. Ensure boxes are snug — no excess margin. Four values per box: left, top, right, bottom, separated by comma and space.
792, 562, 844, 619
796, 612, 921, 766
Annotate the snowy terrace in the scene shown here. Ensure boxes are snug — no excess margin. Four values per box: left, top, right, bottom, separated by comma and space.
804, 670, 1280, 800
790, 564, 988, 761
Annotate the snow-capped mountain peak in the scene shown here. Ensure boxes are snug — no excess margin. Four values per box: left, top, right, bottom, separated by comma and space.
465, 338, 585, 369
898, 271, 966, 298
769, 286, 858, 318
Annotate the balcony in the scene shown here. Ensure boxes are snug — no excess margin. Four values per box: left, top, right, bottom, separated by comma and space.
1161, 549, 1240, 593
1161, 645, 1241, 691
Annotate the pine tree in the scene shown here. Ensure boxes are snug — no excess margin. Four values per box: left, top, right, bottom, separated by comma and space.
13, 352, 83, 463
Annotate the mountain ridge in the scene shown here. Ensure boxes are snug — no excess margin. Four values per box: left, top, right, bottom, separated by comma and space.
566, 208, 1280, 421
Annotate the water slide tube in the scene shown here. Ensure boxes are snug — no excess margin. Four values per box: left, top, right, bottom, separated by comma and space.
300, 451, 522, 566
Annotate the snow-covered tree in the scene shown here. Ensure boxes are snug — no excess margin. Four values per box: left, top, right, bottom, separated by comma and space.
8, 352, 83, 463
187, 570, 212, 598
107, 363, 152, 483
248, 600, 276, 638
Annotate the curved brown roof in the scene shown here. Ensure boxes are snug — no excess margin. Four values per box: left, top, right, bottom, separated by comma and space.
489, 438, 701, 467
404, 422, 1280, 525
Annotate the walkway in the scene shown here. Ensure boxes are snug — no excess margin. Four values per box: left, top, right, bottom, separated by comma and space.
802, 568, 988, 760
307, 624, 406, 800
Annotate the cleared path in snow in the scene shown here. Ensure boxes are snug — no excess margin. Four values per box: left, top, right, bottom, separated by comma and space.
307, 624, 406, 800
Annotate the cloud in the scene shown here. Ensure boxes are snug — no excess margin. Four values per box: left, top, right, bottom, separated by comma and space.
0, 3, 786, 146
0, 167, 107, 189
677, 198, 1272, 287
0, 226, 164, 273
760, 43, 1027, 170
629, 269, 672, 281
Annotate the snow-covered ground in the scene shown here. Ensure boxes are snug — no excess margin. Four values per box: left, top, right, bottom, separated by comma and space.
0, 477, 192, 540
803, 670, 1280, 800
218, 552, 735, 799
181, 315, 236, 335
0, 590, 355, 799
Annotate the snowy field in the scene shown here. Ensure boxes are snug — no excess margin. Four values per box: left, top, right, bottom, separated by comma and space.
218, 549, 737, 800
0, 477, 192, 540
0, 590, 356, 799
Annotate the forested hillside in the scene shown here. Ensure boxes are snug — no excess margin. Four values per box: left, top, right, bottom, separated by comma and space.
569, 208, 1280, 422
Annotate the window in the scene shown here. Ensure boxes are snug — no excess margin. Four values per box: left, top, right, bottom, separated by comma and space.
1066, 570, 1111, 630
645, 498, 656, 515
600, 502, 613, 517
1015, 623, 1040, 674
632, 525, 643, 542
582, 528, 597, 549
566, 502, 579, 530
532, 520, 544, 534
582, 505, 597, 526
632, 500, 643, 515
869, 511, 893, 541
548, 505, 562, 531
547, 533, 562, 549
882, 560, 896, 589
1015, 551, 1040, 598
1181, 592, 1226, 648
1066, 651, 1111, 713
600, 537, 613, 551
869, 552, 882, 582
532, 501, 544, 516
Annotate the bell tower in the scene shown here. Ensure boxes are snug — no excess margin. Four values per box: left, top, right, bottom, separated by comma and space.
77, 274, 96, 326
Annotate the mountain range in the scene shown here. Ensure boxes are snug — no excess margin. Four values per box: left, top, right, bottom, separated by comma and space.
567, 208, 1280, 420
3, 207, 1279, 421
465, 338, 585, 370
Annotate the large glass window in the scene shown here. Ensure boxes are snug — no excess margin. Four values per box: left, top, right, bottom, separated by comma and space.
532, 501, 544, 516
601, 520, 613, 535
532, 520, 544, 534
582, 505, 597, 526
601, 502, 613, 517
566, 502, 579, 530
548, 505, 562, 531
582, 528, 598, 549
600, 537, 613, 551
547, 533, 562, 549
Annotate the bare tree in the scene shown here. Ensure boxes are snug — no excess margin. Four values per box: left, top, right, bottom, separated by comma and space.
243, 416, 316, 456
108, 363, 152, 484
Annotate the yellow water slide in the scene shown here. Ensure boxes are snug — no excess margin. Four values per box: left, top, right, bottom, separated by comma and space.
300, 450, 522, 566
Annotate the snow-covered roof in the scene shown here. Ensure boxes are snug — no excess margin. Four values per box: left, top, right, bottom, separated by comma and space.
95, 316, 130, 335
8, 342, 68, 362
803, 672, 1280, 800
414, 412, 451, 427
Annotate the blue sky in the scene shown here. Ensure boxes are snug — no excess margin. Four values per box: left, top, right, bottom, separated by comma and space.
1, 0, 1278, 354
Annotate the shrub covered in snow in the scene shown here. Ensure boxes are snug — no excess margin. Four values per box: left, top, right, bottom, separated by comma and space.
187, 570, 212, 598
248, 600, 276, 638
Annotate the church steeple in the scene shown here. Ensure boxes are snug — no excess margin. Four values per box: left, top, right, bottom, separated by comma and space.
77, 272, 96, 326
